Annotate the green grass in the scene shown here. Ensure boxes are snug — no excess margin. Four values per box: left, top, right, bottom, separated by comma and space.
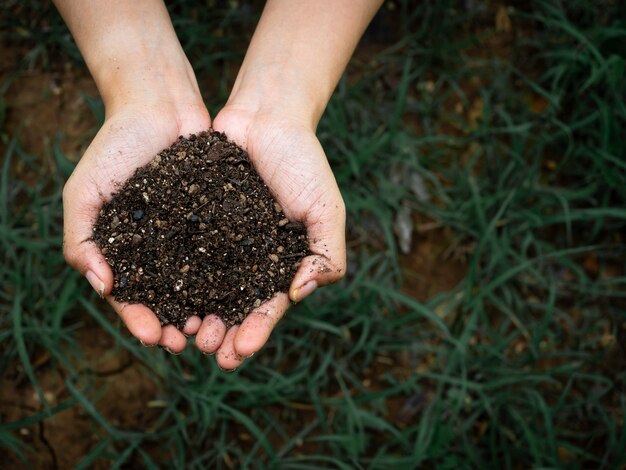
1, 0, 626, 468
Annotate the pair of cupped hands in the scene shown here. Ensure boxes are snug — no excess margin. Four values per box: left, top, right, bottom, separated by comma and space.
63, 82, 346, 370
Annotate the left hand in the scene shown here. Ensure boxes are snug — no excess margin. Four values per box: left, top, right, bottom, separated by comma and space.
191, 106, 347, 370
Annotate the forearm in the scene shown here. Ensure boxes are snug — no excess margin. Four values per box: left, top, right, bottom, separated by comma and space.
226, 0, 382, 128
53, 0, 202, 114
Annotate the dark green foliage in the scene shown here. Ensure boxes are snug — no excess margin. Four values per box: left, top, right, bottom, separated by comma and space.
1, 1, 625, 467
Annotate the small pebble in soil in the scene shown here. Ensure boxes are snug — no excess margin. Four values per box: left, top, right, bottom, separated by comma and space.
92, 130, 310, 328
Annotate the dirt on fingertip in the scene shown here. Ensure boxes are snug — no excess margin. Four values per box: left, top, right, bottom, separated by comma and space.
92, 131, 310, 328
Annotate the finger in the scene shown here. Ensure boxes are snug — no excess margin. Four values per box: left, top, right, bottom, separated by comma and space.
63, 175, 113, 297
158, 325, 187, 354
182, 315, 202, 336
289, 201, 347, 302
195, 314, 227, 354
107, 297, 162, 346
234, 293, 290, 358
216, 325, 244, 371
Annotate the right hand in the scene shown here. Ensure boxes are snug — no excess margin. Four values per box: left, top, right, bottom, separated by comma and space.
63, 98, 211, 352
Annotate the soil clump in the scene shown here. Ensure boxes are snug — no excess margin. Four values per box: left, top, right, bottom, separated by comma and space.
93, 131, 309, 328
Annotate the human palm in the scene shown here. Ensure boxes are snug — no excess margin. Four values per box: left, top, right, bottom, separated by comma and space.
63, 101, 211, 351
200, 107, 347, 369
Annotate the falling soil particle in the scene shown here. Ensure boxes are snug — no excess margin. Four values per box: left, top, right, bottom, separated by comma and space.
93, 131, 310, 328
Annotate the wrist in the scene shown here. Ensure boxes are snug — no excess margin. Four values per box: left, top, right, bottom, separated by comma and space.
222, 0, 383, 132
92, 45, 204, 116
54, 0, 204, 117
225, 63, 329, 131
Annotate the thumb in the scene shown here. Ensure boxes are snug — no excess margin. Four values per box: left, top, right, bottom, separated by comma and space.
289, 197, 347, 302
62, 172, 113, 297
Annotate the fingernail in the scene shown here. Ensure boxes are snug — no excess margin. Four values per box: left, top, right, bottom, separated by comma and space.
86, 270, 105, 298
159, 345, 181, 355
140, 340, 156, 348
201, 350, 216, 356
293, 280, 317, 302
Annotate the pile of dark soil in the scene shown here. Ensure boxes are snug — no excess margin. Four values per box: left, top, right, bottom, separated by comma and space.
93, 131, 309, 328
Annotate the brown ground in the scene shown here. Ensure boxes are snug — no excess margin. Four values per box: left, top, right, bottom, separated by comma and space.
1, 315, 160, 469
1, 46, 97, 163
401, 217, 468, 301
